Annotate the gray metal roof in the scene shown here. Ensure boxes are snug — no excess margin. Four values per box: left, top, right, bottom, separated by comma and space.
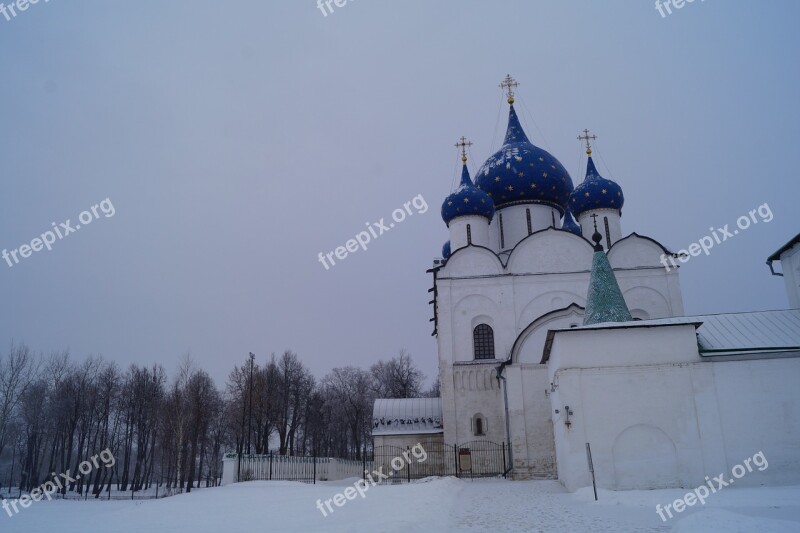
548, 309, 800, 358
767, 233, 800, 262
372, 398, 443, 436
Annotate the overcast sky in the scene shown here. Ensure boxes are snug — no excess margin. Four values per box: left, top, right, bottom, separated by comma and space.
1, 0, 798, 386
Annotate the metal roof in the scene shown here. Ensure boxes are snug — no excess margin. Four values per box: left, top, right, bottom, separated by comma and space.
546, 309, 800, 359
372, 398, 443, 436
767, 233, 800, 262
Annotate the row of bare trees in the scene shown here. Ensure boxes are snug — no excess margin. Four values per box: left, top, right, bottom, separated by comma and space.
0, 344, 435, 496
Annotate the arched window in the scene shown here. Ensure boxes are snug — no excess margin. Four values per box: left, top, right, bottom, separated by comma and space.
473, 324, 495, 360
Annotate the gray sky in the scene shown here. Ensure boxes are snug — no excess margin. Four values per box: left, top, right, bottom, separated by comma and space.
1, 0, 798, 386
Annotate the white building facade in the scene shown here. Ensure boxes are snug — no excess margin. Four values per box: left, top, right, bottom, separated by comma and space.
372, 79, 800, 491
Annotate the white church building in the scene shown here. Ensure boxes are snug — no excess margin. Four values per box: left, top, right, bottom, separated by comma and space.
372, 76, 800, 491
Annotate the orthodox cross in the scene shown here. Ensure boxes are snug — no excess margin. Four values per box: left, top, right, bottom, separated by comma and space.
499, 74, 520, 104
455, 136, 473, 163
578, 129, 597, 156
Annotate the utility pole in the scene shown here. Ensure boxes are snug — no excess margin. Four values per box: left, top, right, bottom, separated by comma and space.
247, 352, 255, 454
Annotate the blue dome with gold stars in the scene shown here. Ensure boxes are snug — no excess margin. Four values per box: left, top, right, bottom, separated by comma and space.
561, 209, 582, 236
442, 240, 451, 259
441, 163, 495, 226
474, 105, 574, 214
570, 156, 624, 219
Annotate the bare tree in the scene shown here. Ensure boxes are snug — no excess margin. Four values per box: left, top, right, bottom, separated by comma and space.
370, 349, 425, 398
0, 343, 39, 458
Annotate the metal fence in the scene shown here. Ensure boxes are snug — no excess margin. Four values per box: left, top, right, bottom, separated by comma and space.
228, 441, 507, 486
0, 482, 218, 501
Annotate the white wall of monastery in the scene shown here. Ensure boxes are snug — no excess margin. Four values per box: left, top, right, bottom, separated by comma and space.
546, 325, 800, 492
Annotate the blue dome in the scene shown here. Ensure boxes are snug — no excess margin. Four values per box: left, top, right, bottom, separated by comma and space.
442, 241, 451, 259
441, 164, 495, 226
570, 157, 624, 219
561, 209, 582, 236
475, 105, 574, 214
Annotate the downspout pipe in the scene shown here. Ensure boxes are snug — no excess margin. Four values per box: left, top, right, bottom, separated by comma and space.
495, 359, 513, 477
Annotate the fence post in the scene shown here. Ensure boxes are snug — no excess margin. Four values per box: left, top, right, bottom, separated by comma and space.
502, 442, 507, 478
313, 456, 317, 485
407, 447, 411, 483
269, 453, 273, 481
455, 446, 459, 478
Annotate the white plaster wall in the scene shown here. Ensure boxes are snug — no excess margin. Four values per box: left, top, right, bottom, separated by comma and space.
496, 204, 560, 252
436, 228, 684, 472
579, 209, 621, 248
374, 433, 444, 449
451, 363, 505, 445
780, 244, 800, 308
449, 215, 490, 250
711, 358, 800, 486
547, 326, 800, 492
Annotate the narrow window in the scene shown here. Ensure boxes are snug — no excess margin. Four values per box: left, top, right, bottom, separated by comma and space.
604, 217, 611, 249
472, 414, 486, 436
526, 208, 532, 235
467, 224, 472, 245
473, 324, 495, 360
499, 213, 505, 249
551, 210, 556, 228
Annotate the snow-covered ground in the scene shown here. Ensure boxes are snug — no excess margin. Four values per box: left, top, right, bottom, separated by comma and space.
2, 478, 799, 532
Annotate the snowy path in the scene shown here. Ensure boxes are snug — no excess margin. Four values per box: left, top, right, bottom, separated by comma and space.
3, 477, 799, 532
449, 479, 669, 532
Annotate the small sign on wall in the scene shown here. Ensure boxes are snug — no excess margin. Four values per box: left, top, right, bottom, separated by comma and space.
459, 449, 472, 471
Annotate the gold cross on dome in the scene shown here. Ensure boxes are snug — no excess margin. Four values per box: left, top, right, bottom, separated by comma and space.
578, 129, 597, 156
455, 136, 473, 163
499, 74, 520, 104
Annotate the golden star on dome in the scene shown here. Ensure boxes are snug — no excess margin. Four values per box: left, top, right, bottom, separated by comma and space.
601, 189, 607, 194
495, 177, 501, 182
542, 172, 548, 178
538, 157, 544, 161
518, 172, 524, 177
508, 186, 514, 191
530, 183, 537, 189
584, 192, 590, 197
463, 198, 470, 203
447, 201, 453, 206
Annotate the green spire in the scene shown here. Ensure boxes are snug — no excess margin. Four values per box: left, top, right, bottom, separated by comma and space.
583, 216, 632, 326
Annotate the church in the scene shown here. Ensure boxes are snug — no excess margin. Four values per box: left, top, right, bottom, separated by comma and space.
372, 76, 800, 491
